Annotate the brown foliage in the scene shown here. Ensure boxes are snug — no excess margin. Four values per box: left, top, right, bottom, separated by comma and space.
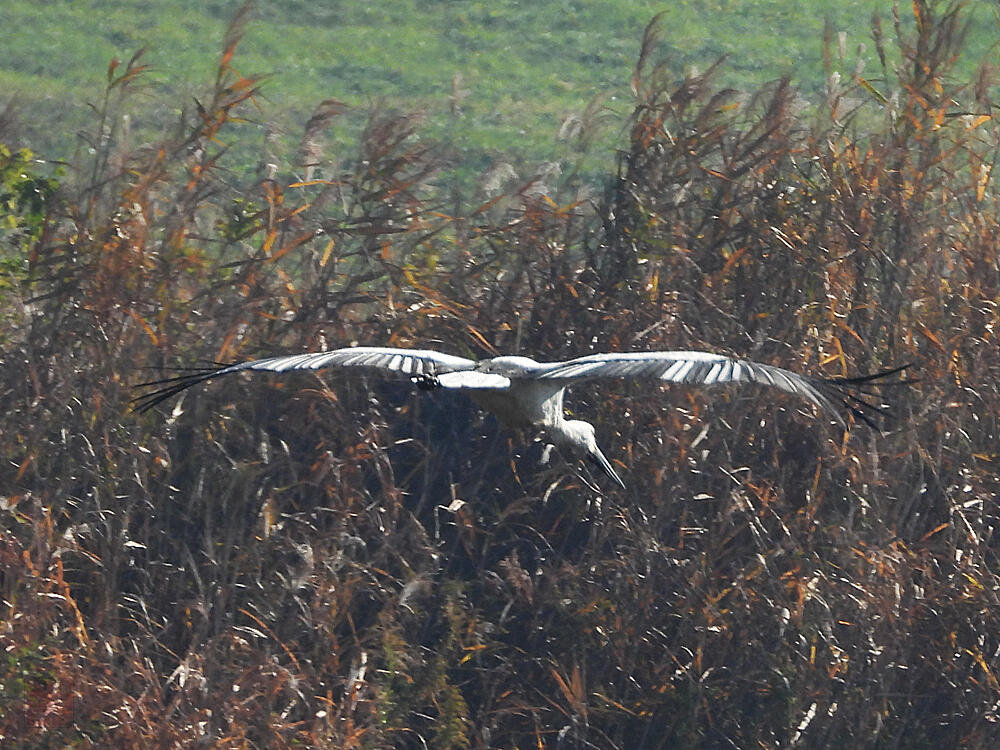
2, 2, 999, 748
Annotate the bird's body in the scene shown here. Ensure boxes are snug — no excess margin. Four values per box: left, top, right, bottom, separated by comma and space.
135, 346, 908, 488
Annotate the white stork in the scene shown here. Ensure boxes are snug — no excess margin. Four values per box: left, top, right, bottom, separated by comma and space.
134, 346, 908, 488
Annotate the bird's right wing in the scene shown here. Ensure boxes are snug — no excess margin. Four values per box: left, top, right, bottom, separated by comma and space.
533, 350, 910, 428
133, 346, 477, 414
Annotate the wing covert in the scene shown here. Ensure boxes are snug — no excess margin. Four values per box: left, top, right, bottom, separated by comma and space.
436, 371, 511, 390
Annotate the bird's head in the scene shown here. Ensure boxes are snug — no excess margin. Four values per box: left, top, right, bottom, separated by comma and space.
558, 419, 599, 452
554, 419, 625, 489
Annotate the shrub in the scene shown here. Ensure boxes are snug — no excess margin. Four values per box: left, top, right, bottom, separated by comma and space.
2, 2, 998, 747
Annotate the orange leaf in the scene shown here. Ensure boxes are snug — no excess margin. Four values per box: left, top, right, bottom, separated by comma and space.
918, 324, 945, 351
920, 522, 950, 541
266, 231, 313, 263
15, 454, 34, 481
319, 239, 335, 267
261, 228, 278, 253
126, 308, 159, 346
856, 76, 887, 104
966, 114, 993, 131
721, 246, 748, 274
464, 326, 497, 354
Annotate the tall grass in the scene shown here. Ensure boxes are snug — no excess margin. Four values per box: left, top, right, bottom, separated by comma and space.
2, 1, 999, 747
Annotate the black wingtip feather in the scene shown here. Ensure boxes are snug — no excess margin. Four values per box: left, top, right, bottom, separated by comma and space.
131, 365, 235, 414
826, 363, 915, 387
819, 362, 915, 430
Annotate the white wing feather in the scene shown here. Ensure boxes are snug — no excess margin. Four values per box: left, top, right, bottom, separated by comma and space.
534, 350, 842, 424
133, 346, 476, 413
230, 347, 476, 376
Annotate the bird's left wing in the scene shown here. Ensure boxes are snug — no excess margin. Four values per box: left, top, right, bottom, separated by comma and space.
532, 350, 908, 428
133, 346, 477, 414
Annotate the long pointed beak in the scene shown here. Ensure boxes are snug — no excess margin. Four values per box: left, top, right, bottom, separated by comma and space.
586, 447, 626, 489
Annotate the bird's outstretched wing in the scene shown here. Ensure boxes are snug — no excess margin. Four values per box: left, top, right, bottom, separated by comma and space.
133, 346, 477, 414
532, 350, 910, 428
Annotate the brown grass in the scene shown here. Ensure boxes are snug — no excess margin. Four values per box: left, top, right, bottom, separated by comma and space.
2, 1, 999, 747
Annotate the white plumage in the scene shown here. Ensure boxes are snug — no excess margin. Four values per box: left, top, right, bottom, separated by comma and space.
135, 346, 907, 488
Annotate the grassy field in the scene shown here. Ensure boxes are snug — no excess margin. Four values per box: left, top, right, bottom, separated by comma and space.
5, 2, 1000, 747
3, 0, 996, 177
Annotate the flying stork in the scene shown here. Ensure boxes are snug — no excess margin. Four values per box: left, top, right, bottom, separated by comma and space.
134, 346, 908, 488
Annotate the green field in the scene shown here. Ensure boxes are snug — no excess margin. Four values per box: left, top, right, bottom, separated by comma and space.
3, 0, 996, 175
6, 3, 1000, 747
